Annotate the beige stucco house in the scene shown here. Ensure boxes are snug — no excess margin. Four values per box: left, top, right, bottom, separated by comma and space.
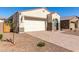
8, 8, 60, 33
61, 16, 79, 30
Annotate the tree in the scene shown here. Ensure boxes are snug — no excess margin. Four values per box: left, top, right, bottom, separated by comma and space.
8, 19, 15, 45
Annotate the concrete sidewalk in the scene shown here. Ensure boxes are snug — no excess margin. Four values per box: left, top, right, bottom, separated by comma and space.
27, 31, 79, 52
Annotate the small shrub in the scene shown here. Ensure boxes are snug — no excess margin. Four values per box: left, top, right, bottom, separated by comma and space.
0, 34, 3, 41
37, 42, 45, 47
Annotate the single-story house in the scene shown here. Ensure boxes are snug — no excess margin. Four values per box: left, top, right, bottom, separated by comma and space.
0, 18, 4, 33
8, 8, 60, 33
61, 16, 79, 30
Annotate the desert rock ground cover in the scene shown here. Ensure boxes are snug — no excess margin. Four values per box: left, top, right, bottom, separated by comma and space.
0, 33, 71, 52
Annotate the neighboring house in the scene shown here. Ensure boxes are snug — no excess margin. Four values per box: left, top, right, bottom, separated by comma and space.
8, 8, 60, 33
0, 18, 4, 33
61, 16, 79, 30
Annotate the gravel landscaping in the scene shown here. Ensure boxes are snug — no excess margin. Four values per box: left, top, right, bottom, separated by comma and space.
0, 33, 71, 52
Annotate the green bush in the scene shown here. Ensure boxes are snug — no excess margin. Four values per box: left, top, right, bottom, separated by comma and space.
0, 34, 3, 40
37, 42, 45, 47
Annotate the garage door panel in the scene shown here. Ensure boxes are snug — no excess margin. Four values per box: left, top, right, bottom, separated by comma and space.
23, 20, 45, 32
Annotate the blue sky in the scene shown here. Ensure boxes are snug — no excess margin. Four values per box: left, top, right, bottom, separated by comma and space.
0, 7, 79, 18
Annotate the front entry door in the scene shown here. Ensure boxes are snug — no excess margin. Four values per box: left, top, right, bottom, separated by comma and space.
53, 19, 58, 30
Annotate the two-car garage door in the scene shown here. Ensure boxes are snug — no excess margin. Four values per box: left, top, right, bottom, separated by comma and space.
23, 20, 46, 32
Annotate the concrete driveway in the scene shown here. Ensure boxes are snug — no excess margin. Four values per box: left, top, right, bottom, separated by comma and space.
27, 31, 79, 52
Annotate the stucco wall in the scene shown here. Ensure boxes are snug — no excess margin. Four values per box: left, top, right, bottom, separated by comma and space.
19, 8, 50, 32
0, 20, 4, 33
19, 9, 60, 32
52, 13, 60, 30
20, 8, 50, 19
0, 20, 4, 22
69, 17, 79, 30
11, 8, 60, 32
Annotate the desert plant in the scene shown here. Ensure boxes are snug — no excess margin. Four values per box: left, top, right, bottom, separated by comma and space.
37, 42, 45, 47
0, 34, 3, 41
